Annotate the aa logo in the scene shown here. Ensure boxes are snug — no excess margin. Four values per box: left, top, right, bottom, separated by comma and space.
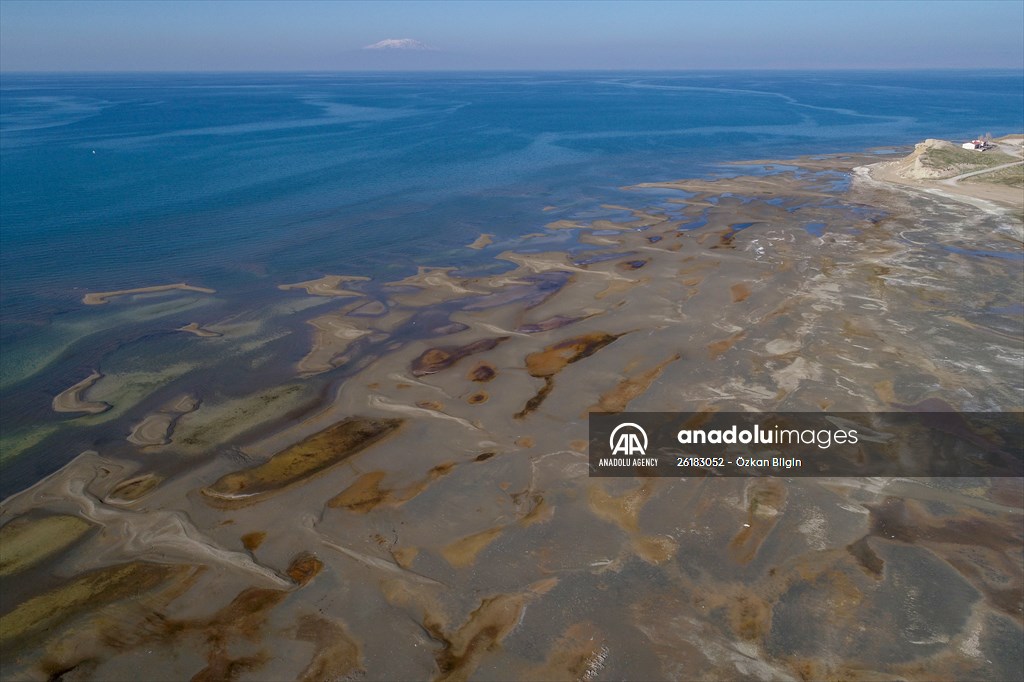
609, 422, 648, 456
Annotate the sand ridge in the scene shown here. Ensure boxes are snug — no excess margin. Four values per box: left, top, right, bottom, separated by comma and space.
82, 283, 215, 305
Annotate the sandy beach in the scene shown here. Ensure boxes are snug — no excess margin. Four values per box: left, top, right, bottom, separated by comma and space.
3, 143, 1022, 680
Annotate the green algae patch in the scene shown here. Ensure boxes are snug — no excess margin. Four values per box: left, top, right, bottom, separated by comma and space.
201, 416, 403, 508
0, 514, 94, 577
0, 561, 186, 651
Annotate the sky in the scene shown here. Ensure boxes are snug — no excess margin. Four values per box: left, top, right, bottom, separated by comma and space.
1, 0, 1022, 71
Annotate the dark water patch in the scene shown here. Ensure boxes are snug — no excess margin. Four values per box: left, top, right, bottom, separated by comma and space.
467, 362, 497, 382
463, 272, 572, 311
943, 245, 1024, 262
573, 252, 631, 266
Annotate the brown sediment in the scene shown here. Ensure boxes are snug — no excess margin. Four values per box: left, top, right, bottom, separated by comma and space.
440, 527, 504, 568
0, 562, 188, 651
241, 531, 267, 551
0, 514, 94, 577
726, 591, 772, 641
467, 362, 497, 382
168, 584, 294, 682
587, 482, 656, 535
631, 535, 679, 565
466, 391, 488, 405
730, 282, 751, 303
516, 332, 623, 418
474, 452, 496, 462
278, 274, 369, 298
327, 471, 388, 513
294, 614, 363, 682
416, 400, 445, 410
328, 463, 456, 514
411, 337, 509, 377
178, 322, 222, 337
525, 332, 623, 378
391, 547, 419, 569
467, 233, 494, 250
427, 578, 559, 681
513, 377, 554, 419
285, 552, 323, 586
105, 473, 163, 504
847, 536, 884, 578
590, 352, 680, 413
82, 283, 215, 305
52, 371, 110, 415
201, 417, 403, 507
518, 495, 554, 527
707, 330, 746, 360
528, 622, 608, 682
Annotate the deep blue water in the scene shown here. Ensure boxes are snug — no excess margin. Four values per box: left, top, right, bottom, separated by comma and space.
2, 71, 1022, 329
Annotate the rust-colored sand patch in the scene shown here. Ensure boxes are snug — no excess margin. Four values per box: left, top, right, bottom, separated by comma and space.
707, 331, 746, 360
294, 614, 363, 682
201, 417, 403, 507
591, 353, 680, 413
440, 527, 504, 568
730, 282, 751, 303
286, 552, 323, 586
241, 532, 267, 551
412, 337, 509, 377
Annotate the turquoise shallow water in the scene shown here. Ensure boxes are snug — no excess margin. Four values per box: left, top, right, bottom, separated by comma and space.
1, 70, 1022, 493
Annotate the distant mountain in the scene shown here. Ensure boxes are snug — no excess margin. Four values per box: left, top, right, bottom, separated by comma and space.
363, 39, 435, 51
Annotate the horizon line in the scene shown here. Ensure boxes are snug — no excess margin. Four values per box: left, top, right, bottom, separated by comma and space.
3, 66, 1022, 75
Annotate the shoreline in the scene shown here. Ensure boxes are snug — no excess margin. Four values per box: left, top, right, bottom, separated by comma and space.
3, 140, 1023, 681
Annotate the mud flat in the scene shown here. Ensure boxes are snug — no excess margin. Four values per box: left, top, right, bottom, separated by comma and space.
82, 282, 215, 305
4, 145, 1023, 681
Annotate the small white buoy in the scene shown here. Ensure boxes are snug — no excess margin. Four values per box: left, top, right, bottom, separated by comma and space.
92, 150, 96, 154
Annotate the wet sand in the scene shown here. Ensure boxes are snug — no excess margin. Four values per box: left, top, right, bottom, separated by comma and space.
3, 145, 1022, 681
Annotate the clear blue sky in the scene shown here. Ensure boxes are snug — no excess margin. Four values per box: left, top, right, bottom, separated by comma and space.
2, 0, 1022, 71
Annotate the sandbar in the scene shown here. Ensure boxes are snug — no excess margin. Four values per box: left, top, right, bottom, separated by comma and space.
278, 274, 369, 298
52, 371, 110, 414
178, 322, 221, 337
82, 282, 215, 305
467, 233, 494, 250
